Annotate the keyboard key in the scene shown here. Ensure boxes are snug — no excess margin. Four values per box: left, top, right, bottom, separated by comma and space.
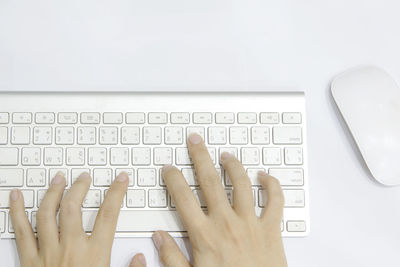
284, 147, 303, 165
49, 168, 68, 185
148, 112, 168, 124
208, 127, 227, 145
193, 189, 206, 207
193, 112, 212, 124
218, 147, 238, 164
12, 113, 32, 124
241, 147, 260, 165
287, 221, 306, 232
132, 148, 151, 165
0, 127, 7, 144
71, 169, 90, 184
208, 147, 216, 164
251, 127, 270, 144
283, 190, 305, 207
56, 127, 74, 145
93, 168, 113, 186
0, 148, 18, 166
126, 190, 145, 207
121, 127, 140, 145
33, 127, 52, 145
143, 127, 162, 145
0, 113, 9, 124
273, 127, 302, 144
148, 189, 167, 208
26, 169, 46, 187
170, 112, 190, 124
262, 147, 281, 165
99, 127, 118, 145
260, 112, 279, 124
81, 210, 185, 232
80, 113, 100, 124
215, 112, 235, 124
88, 148, 107, 166
0, 190, 34, 208
175, 148, 192, 165
44, 147, 63, 166
11, 126, 30, 144
126, 112, 145, 124
21, 148, 41, 166
103, 113, 123, 124
238, 112, 257, 124
181, 168, 197, 186
66, 148, 85, 166
186, 127, 205, 140
137, 168, 156, 186
83, 190, 101, 208
110, 147, 129, 166
269, 168, 304, 186
78, 127, 96, 145
229, 127, 248, 145
31, 212, 37, 232
58, 113, 78, 124
246, 168, 265, 186
282, 112, 302, 124
0, 169, 23, 186
0, 212, 4, 233
165, 127, 183, 145
116, 169, 135, 186
154, 147, 173, 165
225, 189, 233, 205
35, 113, 55, 124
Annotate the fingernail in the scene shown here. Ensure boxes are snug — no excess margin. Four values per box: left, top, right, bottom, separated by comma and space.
220, 152, 234, 163
79, 172, 90, 180
51, 174, 64, 185
258, 171, 269, 177
188, 133, 202, 144
136, 253, 146, 265
10, 189, 19, 202
116, 173, 128, 183
152, 231, 163, 251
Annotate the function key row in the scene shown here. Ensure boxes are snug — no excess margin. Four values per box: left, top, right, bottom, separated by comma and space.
0, 112, 302, 125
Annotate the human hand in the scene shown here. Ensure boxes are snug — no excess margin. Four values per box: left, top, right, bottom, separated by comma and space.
10, 171, 129, 267
129, 133, 287, 267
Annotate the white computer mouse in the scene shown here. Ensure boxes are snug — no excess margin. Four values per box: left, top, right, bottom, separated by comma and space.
331, 65, 400, 186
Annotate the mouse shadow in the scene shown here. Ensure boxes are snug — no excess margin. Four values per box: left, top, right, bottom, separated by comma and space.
326, 80, 387, 187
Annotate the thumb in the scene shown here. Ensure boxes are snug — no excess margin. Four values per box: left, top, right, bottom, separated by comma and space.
129, 253, 146, 267
153, 231, 191, 267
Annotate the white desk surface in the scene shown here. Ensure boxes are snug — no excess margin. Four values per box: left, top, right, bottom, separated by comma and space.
1, 0, 400, 266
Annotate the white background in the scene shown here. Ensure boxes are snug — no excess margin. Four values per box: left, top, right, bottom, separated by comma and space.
1, 0, 400, 266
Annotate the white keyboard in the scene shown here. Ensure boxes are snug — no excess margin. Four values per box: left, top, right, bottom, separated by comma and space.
0, 92, 310, 238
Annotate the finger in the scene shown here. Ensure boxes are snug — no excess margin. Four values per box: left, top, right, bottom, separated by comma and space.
129, 253, 147, 267
220, 152, 255, 217
59, 172, 91, 239
36, 172, 66, 247
9, 189, 38, 264
259, 172, 284, 225
153, 231, 191, 267
90, 172, 129, 246
187, 133, 231, 213
162, 165, 206, 231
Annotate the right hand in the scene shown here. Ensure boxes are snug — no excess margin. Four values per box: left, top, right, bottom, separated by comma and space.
129, 133, 287, 267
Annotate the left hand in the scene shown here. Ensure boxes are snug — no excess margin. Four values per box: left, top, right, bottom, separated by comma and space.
10, 171, 130, 267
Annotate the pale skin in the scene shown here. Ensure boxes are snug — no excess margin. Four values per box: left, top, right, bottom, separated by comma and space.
10, 133, 287, 267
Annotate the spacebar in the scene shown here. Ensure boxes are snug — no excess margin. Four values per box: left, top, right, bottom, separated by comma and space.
82, 210, 186, 232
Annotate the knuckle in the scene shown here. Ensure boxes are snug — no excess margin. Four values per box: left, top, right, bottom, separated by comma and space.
60, 198, 80, 215
98, 205, 116, 222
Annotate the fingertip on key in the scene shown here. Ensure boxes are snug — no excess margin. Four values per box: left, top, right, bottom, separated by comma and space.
188, 133, 202, 144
